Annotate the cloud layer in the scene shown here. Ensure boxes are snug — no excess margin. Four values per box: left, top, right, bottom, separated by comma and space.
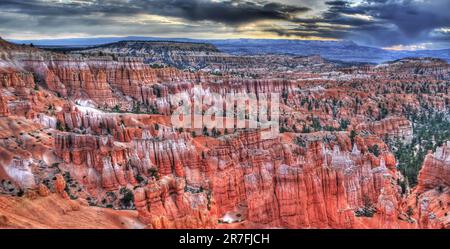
0, 0, 449, 49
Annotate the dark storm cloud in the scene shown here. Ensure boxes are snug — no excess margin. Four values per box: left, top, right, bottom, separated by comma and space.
346, 0, 449, 44
266, 1, 373, 40
0, 0, 309, 26
1, 0, 449, 48
142, 0, 309, 25
353, 0, 449, 47
263, 0, 450, 48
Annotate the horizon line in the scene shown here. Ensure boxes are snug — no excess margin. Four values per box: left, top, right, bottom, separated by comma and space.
3, 35, 450, 52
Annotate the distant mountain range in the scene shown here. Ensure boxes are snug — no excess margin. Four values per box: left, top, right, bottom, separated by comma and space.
8, 36, 450, 64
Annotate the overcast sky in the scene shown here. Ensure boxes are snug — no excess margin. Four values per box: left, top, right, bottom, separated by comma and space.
0, 0, 449, 50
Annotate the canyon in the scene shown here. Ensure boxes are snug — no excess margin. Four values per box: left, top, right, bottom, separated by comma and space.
0, 38, 448, 229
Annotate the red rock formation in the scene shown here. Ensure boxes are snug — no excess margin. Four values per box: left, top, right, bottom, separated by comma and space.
38, 183, 50, 197
127, 130, 405, 228
0, 93, 8, 117
417, 143, 450, 193
356, 117, 413, 143
376, 176, 401, 228
54, 174, 69, 199
0, 194, 144, 229
134, 176, 216, 229
409, 142, 450, 229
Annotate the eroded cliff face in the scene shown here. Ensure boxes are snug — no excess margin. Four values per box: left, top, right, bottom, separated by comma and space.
407, 142, 450, 229
126, 129, 411, 229
0, 38, 449, 229
70, 41, 334, 74
0, 93, 9, 117
208, 132, 368, 228
356, 117, 413, 143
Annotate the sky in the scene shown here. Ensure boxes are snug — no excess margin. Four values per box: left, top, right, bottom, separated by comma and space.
0, 0, 449, 50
